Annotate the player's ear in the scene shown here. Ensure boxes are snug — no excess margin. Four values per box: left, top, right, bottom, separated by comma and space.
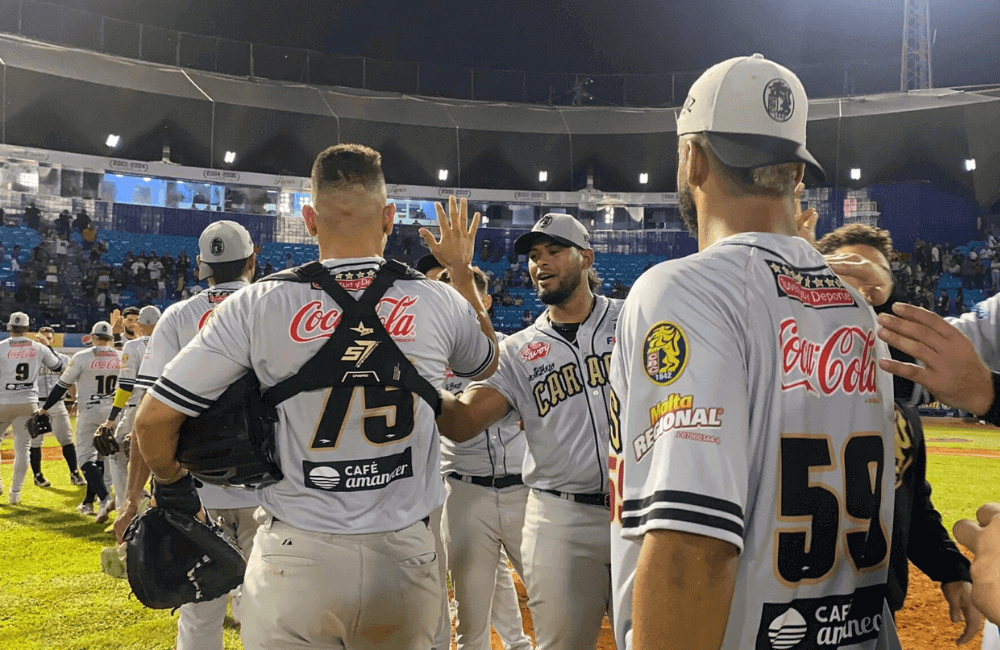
579, 248, 595, 270
482, 294, 493, 311
302, 204, 318, 237
794, 163, 805, 187
382, 202, 396, 237
686, 140, 710, 189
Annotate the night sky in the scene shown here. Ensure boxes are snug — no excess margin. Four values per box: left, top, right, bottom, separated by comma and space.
46, 0, 1000, 96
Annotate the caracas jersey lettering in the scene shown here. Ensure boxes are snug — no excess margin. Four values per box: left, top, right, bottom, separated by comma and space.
289, 296, 418, 343
779, 318, 877, 396
532, 352, 611, 417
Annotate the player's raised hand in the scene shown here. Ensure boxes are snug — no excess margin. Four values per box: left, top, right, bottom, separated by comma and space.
419, 196, 481, 272
953, 503, 1000, 627
109, 308, 123, 335
794, 182, 818, 244
876, 303, 994, 414
825, 252, 894, 306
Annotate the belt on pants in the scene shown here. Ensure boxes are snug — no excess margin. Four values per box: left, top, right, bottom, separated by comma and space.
538, 488, 610, 509
446, 472, 524, 490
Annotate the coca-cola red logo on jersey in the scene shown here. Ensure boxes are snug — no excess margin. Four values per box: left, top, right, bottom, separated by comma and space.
520, 341, 551, 362
290, 296, 418, 343
90, 359, 121, 371
779, 318, 876, 396
7, 348, 37, 359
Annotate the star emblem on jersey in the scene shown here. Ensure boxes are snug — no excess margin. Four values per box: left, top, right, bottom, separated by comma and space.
766, 259, 856, 309
350, 322, 374, 337
641, 321, 689, 386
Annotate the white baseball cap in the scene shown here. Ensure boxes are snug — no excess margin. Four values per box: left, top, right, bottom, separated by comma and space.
138, 305, 161, 326
197, 220, 254, 280
91, 321, 114, 339
677, 53, 826, 181
514, 213, 592, 255
7, 312, 29, 330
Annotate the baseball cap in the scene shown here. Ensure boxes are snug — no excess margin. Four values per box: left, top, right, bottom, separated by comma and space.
197, 220, 254, 280
514, 213, 592, 256
138, 305, 161, 326
7, 312, 28, 330
677, 53, 826, 182
91, 321, 113, 338
416, 254, 443, 275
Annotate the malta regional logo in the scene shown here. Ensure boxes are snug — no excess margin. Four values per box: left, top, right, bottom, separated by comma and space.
642, 321, 688, 386
763, 78, 794, 122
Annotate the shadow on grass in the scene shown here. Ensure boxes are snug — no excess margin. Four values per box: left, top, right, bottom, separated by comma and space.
0, 504, 116, 542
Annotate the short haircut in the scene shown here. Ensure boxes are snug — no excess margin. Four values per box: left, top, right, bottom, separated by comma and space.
682, 133, 800, 199
122, 306, 141, 318
438, 266, 489, 295
208, 257, 251, 284
311, 144, 385, 197
815, 224, 894, 263
10, 326, 27, 335
94, 334, 114, 342
38, 326, 54, 334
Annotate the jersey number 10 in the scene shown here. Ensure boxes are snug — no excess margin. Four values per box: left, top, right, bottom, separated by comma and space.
776, 433, 888, 586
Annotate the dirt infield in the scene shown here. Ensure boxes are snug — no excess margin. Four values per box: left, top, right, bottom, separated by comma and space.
927, 446, 1000, 459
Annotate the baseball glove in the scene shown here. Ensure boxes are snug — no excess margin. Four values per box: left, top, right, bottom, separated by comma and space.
25, 412, 52, 439
123, 506, 247, 610
94, 424, 120, 456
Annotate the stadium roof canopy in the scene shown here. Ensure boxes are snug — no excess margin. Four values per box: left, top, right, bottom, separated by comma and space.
0, 34, 997, 207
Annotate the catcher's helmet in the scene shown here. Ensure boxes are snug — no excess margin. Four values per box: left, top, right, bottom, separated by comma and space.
175, 371, 282, 488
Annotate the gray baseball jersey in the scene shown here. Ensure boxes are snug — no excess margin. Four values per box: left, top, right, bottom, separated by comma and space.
36, 350, 71, 399
151, 258, 496, 535
140, 280, 258, 510
58, 345, 122, 412
948, 294, 1000, 370
118, 336, 150, 405
469, 295, 621, 493
610, 233, 895, 650
0, 337, 63, 404
440, 332, 527, 477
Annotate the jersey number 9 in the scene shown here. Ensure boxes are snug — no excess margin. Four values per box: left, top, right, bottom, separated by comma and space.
14, 363, 28, 381
776, 433, 888, 586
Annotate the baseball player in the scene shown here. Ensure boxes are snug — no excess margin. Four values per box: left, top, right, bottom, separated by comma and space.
437, 213, 620, 650
609, 54, 895, 649
438, 265, 533, 650
94, 305, 161, 511
32, 326, 85, 488
0, 312, 65, 504
134, 145, 497, 650
38, 321, 121, 520
116, 221, 261, 650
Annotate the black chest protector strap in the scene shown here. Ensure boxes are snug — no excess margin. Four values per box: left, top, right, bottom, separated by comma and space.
263, 260, 441, 416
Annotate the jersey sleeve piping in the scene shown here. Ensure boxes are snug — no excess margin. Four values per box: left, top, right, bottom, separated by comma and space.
149, 376, 214, 416
621, 488, 746, 550
134, 374, 157, 388
452, 336, 496, 378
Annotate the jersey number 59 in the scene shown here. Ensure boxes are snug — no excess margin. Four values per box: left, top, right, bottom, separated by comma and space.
775, 433, 888, 586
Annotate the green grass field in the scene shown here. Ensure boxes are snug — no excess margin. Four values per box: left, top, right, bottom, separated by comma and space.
1, 420, 998, 649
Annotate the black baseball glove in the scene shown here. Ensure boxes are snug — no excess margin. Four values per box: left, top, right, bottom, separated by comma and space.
94, 424, 120, 456
25, 412, 52, 439
123, 506, 247, 610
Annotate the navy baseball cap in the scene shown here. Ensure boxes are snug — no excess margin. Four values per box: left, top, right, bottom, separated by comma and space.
416, 254, 444, 275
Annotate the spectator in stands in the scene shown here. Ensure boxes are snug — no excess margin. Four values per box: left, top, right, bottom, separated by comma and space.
156, 277, 166, 303
147, 254, 163, 284
937, 291, 950, 316
0, 241, 6, 264
284, 252, 295, 269
521, 309, 533, 329
130, 255, 146, 279
72, 209, 91, 234
992, 258, 1000, 293
55, 210, 72, 240
956, 287, 965, 314
961, 256, 975, 289
10, 245, 20, 280
176, 250, 190, 280
24, 202, 41, 231
930, 244, 941, 274
160, 253, 174, 279
262, 260, 274, 277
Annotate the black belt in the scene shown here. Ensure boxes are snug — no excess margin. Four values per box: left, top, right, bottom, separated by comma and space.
447, 472, 524, 490
539, 488, 610, 509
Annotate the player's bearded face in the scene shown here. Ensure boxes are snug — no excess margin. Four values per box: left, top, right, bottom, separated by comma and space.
677, 159, 699, 237
123, 315, 138, 337
531, 254, 582, 306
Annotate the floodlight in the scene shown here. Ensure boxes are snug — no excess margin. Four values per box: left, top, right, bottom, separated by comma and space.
965, 159, 976, 171
105, 134, 120, 148
538, 171, 548, 182
438, 169, 449, 181
639, 173, 649, 184
850, 168, 861, 180
224, 151, 237, 164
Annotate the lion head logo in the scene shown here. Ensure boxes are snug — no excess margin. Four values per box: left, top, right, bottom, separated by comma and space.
642, 321, 689, 386
538, 214, 553, 230
210, 237, 225, 256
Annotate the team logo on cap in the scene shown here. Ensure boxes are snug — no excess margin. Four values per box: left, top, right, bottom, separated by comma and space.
210, 237, 225, 256
538, 214, 553, 229
642, 321, 688, 386
763, 79, 794, 122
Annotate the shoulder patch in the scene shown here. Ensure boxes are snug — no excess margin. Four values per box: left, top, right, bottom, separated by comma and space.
642, 321, 689, 386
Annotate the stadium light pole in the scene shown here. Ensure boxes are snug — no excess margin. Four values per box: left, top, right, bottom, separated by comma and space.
901, 0, 933, 91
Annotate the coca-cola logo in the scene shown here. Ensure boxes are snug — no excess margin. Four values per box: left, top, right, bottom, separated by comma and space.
90, 359, 121, 371
289, 296, 418, 343
520, 341, 551, 362
7, 349, 37, 359
779, 318, 876, 396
